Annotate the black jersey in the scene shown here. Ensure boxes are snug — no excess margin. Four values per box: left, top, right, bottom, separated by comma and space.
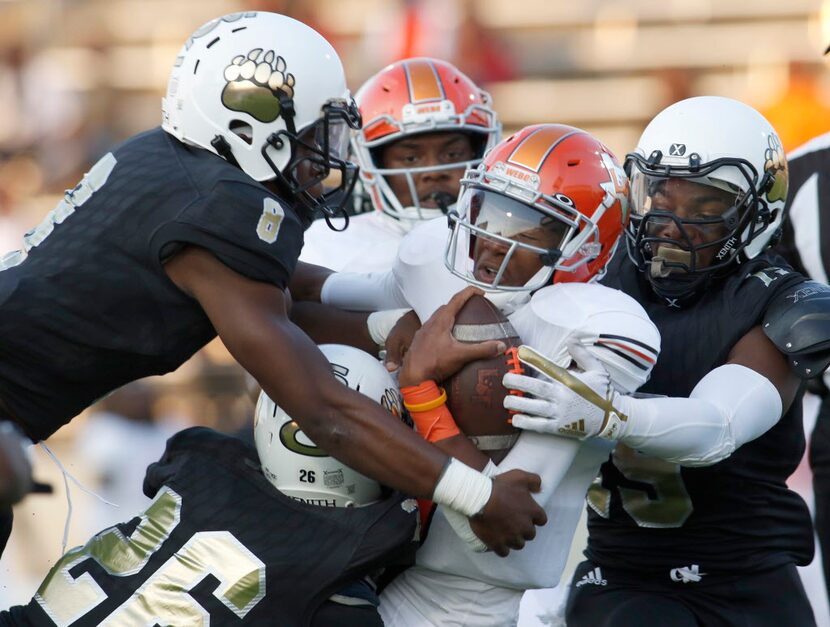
0, 128, 305, 441
588, 252, 814, 574
0, 428, 418, 627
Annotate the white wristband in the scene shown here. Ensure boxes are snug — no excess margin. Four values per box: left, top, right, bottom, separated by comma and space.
482, 459, 499, 477
443, 507, 488, 552
441, 459, 499, 553
366, 308, 412, 348
432, 458, 493, 518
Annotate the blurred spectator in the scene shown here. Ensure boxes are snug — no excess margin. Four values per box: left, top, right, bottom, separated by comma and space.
453, 0, 516, 84
187, 359, 254, 435
150, 338, 254, 436
248, 0, 337, 50
656, 67, 696, 108
0, 46, 30, 155
74, 381, 180, 534
0, 44, 86, 187
363, 0, 515, 84
762, 61, 830, 153
0, 157, 40, 254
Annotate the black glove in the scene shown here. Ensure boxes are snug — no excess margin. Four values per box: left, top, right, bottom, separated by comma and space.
0, 421, 33, 507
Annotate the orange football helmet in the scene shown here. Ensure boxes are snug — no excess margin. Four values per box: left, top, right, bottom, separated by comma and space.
445, 124, 629, 292
353, 57, 500, 223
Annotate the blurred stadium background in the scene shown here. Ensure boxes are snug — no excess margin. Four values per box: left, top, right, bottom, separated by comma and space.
1, 0, 830, 623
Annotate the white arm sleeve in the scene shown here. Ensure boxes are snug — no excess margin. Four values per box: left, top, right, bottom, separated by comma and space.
617, 364, 783, 466
492, 431, 585, 503
319, 270, 409, 312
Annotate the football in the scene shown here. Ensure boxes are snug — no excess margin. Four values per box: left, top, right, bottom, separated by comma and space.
443, 295, 523, 457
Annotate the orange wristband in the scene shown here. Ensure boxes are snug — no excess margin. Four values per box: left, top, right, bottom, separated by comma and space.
401, 381, 461, 443
410, 404, 461, 442
401, 380, 442, 407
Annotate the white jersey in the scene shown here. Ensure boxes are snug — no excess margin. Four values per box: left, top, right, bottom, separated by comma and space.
380, 284, 658, 626
300, 210, 408, 272
321, 217, 532, 316
323, 217, 661, 626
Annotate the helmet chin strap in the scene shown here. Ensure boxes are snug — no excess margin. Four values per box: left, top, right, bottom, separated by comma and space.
210, 135, 241, 169
481, 265, 552, 315
481, 288, 532, 316
645, 247, 716, 308
392, 204, 449, 229
426, 191, 456, 214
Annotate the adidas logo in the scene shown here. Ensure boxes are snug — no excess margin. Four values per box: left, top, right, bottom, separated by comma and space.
575, 567, 607, 587
559, 419, 586, 436
670, 564, 705, 583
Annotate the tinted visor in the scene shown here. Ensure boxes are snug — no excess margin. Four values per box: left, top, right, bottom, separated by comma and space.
628, 172, 749, 277
313, 118, 351, 192
465, 187, 569, 250
281, 99, 361, 222
318, 117, 351, 162
452, 187, 570, 290
630, 173, 743, 244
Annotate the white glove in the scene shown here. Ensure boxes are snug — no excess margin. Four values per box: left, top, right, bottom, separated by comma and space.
503, 342, 632, 441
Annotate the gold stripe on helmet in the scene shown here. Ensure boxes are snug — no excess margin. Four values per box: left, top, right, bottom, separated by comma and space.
508, 126, 579, 173
405, 59, 444, 102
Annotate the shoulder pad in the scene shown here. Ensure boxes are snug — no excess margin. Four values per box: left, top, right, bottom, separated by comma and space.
530, 283, 649, 320
395, 217, 449, 269
394, 217, 467, 320
509, 283, 660, 394
763, 280, 830, 378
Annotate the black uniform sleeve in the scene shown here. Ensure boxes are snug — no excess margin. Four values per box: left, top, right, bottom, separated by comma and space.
151, 179, 304, 289
729, 256, 803, 325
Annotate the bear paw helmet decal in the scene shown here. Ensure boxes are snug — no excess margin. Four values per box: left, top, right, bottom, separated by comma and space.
764, 133, 787, 204
222, 48, 296, 123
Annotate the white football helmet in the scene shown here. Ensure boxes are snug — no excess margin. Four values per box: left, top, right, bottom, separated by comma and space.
254, 344, 407, 507
625, 96, 788, 303
162, 12, 361, 220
